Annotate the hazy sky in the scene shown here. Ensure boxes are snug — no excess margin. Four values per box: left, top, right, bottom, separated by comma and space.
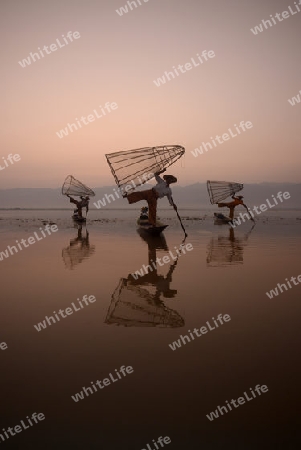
1, 0, 301, 188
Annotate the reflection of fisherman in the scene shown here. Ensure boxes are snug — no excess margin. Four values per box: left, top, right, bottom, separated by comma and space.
207, 221, 255, 267
105, 233, 184, 328
62, 225, 96, 270
128, 234, 179, 300
125, 170, 178, 226
69, 226, 90, 248
128, 260, 178, 301
218, 195, 245, 220
67, 195, 89, 218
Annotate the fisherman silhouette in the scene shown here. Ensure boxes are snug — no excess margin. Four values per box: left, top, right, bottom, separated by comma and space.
218, 195, 245, 220
125, 170, 178, 226
67, 195, 90, 218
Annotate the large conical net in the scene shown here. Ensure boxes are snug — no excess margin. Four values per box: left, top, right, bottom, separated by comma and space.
62, 175, 95, 197
207, 180, 243, 204
105, 145, 185, 194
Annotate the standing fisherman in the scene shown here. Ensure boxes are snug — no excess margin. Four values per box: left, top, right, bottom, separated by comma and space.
80, 196, 90, 215
67, 195, 90, 218
218, 195, 246, 220
125, 170, 178, 227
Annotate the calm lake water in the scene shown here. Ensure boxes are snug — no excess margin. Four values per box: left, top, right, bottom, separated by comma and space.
1, 209, 301, 449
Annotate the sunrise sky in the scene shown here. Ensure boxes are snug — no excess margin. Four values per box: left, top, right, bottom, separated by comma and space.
1, 0, 301, 188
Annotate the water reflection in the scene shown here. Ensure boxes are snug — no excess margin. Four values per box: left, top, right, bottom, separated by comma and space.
105, 231, 184, 328
62, 224, 96, 270
207, 224, 255, 267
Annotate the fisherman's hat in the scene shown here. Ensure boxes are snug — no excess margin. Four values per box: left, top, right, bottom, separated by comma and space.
163, 175, 177, 184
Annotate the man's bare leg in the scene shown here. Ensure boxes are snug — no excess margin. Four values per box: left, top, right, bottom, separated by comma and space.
147, 196, 157, 226
229, 206, 235, 220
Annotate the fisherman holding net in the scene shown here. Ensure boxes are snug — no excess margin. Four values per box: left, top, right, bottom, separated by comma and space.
218, 195, 245, 220
125, 170, 178, 227
67, 195, 90, 218
62, 175, 95, 221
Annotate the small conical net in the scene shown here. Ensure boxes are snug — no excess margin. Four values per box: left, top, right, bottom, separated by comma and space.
62, 175, 95, 197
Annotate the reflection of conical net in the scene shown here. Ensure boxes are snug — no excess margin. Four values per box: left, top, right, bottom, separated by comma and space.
62, 241, 96, 270
206, 236, 244, 267
62, 175, 95, 197
207, 180, 243, 204
105, 279, 184, 328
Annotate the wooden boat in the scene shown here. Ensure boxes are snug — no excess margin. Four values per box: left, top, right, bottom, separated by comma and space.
214, 212, 232, 224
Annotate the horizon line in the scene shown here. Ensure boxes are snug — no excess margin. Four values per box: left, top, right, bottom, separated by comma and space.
1, 181, 301, 191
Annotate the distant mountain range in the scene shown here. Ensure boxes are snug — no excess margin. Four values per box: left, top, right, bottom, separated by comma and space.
0, 183, 300, 209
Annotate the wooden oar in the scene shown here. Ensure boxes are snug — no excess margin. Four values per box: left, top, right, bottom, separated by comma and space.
171, 197, 187, 238
243, 203, 255, 222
